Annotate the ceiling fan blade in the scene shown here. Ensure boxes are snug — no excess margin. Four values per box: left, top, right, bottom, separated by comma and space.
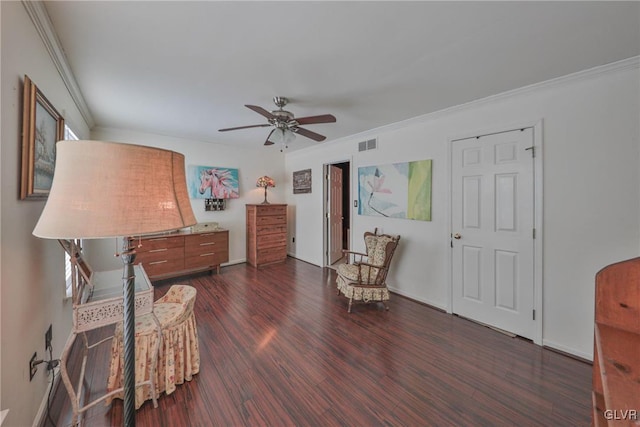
245, 105, 276, 120
218, 123, 271, 132
264, 129, 275, 145
294, 127, 326, 142
294, 114, 337, 125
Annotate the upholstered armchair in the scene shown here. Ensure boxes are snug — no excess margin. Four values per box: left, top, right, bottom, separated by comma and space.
336, 230, 400, 313
107, 284, 200, 409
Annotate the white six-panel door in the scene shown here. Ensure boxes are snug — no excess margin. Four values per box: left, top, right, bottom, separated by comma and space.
451, 128, 535, 339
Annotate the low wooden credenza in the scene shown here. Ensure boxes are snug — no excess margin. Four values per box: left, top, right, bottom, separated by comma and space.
130, 229, 229, 280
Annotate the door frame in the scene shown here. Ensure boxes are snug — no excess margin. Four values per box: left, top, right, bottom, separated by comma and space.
447, 119, 544, 345
323, 158, 352, 268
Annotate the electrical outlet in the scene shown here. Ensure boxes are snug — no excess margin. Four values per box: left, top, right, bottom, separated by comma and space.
29, 352, 38, 381
292, 237, 295, 243
45, 324, 52, 351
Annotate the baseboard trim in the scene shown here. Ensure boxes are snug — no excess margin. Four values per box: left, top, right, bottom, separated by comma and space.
223, 258, 247, 267
387, 287, 448, 312
33, 366, 61, 427
542, 339, 593, 362
286, 254, 322, 268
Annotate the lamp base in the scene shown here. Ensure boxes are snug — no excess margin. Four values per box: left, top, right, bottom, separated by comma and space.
262, 187, 270, 204
121, 240, 137, 427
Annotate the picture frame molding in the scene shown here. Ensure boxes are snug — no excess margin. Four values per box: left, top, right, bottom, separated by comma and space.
20, 75, 65, 200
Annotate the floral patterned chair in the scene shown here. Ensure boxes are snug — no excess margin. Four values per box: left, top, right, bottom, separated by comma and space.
336, 229, 400, 313
106, 284, 200, 409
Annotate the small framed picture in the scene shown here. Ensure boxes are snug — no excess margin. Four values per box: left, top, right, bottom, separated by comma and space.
20, 75, 65, 199
293, 169, 312, 194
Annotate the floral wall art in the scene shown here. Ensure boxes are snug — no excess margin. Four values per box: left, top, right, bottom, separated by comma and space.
358, 159, 432, 221
188, 165, 239, 199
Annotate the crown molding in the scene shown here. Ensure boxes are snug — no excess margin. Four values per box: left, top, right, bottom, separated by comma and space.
22, 0, 95, 128
394, 55, 640, 130
291, 55, 640, 157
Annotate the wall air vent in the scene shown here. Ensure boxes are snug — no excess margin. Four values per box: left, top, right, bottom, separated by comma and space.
358, 138, 378, 152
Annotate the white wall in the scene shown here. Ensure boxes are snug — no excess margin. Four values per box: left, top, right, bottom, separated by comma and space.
0, 2, 91, 426
1, 3, 637, 424
88, 127, 286, 272
284, 60, 640, 360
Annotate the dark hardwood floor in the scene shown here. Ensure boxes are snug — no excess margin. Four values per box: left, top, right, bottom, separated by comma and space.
46, 258, 592, 427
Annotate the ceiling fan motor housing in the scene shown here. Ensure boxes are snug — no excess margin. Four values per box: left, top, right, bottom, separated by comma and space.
271, 110, 294, 122
271, 97, 294, 124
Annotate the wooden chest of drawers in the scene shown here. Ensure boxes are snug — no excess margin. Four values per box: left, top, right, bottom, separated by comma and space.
130, 229, 229, 280
246, 204, 287, 267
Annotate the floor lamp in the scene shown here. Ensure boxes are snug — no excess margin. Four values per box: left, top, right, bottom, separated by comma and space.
33, 140, 196, 426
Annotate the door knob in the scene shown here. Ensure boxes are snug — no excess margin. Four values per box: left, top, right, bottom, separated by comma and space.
453, 233, 462, 239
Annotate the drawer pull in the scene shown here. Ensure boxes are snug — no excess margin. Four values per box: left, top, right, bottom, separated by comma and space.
149, 260, 168, 265
148, 237, 168, 242
199, 242, 216, 246
199, 232, 215, 237
149, 248, 168, 253
199, 252, 216, 257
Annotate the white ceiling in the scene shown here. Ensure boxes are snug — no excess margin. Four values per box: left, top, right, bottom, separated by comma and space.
44, 1, 640, 151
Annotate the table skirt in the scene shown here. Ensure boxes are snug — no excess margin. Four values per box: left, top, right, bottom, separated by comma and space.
106, 302, 200, 409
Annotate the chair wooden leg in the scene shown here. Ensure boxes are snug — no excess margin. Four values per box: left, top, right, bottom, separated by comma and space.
348, 298, 353, 313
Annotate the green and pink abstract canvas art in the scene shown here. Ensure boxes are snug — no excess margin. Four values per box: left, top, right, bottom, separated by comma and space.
358, 159, 432, 221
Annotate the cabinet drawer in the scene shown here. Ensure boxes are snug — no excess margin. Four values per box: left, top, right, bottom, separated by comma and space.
185, 250, 228, 269
256, 215, 286, 226
140, 257, 184, 278
136, 246, 183, 264
257, 205, 286, 216
256, 225, 287, 235
257, 234, 287, 249
257, 233, 287, 245
185, 231, 228, 248
185, 241, 227, 258
137, 235, 183, 251
257, 248, 286, 264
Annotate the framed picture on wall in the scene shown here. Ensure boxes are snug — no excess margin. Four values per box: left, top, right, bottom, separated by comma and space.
187, 165, 240, 199
20, 75, 65, 199
293, 169, 312, 194
358, 159, 432, 221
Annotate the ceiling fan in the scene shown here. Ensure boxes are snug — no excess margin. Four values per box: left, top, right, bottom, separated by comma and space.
218, 97, 336, 147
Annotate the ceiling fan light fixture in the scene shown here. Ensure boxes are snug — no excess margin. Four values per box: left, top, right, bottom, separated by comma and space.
269, 127, 296, 145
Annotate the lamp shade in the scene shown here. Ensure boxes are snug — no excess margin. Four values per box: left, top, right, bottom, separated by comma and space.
33, 140, 197, 239
256, 176, 275, 188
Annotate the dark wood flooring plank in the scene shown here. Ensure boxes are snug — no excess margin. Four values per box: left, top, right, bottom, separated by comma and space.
44, 258, 592, 427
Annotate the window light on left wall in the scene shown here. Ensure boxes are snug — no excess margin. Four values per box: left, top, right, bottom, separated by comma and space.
63, 126, 79, 298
